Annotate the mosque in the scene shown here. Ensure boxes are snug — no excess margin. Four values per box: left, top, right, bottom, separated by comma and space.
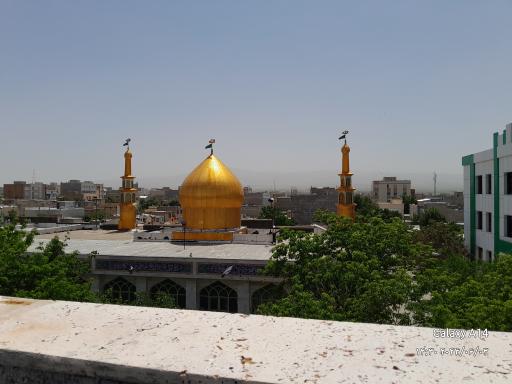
34, 137, 355, 314
119, 136, 356, 234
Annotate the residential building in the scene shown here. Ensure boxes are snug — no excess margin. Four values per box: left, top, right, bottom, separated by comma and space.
276, 187, 337, 224
462, 122, 512, 261
46, 182, 60, 200
244, 191, 264, 206
81, 181, 97, 194
372, 177, 412, 202
60, 180, 83, 200
149, 187, 179, 201
3, 181, 27, 200
29, 182, 47, 200
377, 197, 406, 215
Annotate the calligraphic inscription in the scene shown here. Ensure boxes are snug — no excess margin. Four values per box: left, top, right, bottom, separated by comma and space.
197, 263, 263, 276
95, 260, 192, 273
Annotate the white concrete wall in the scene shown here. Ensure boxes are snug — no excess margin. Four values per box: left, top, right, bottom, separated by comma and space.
475, 159, 494, 259
1, 297, 511, 384
463, 165, 471, 250
467, 123, 512, 261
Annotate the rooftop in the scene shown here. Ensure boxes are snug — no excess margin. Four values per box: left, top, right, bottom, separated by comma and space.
31, 230, 273, 261
1, 296, 510, 384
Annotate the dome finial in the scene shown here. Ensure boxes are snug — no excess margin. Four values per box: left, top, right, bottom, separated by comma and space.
123, 137, 131, 150
205, 138, 216, 156
338, 130, 349, 145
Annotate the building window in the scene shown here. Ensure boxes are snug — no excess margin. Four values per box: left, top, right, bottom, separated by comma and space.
477, 247, 483, 261
487, 250, 493, 262
150, 279, 186, 308
506, 215, 512, 237
251, 285, 281, 314
103, 277, 136, 303
486, 174, 492, 194
477, 211, 483, 230
506, 172, 512, 194
476, 175, 483, 194
487, 212, 492, 232
199, 282, 238, 313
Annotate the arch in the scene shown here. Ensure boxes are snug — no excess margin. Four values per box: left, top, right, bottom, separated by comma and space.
251, 284, 281, 313
150, 279, 186, 308
103, 277, 136, 303
199, 281, 238, 313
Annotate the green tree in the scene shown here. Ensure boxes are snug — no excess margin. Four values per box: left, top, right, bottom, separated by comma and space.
415, 208, 446, 227
0, 220, 177, 309
258, 213, 429, 324
409, 254, 512, 331
354, 194, 380, 217
402, 194, 417, 215
413, 221, 466, 259
0, 223, 97, 302
138, 197, 159, 212
259, 206, 296, 226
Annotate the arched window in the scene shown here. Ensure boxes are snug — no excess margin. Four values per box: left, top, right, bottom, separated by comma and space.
103, 277, 136, 303
199, 282, 238, 313
339, 192, 345, 205
251, 284, 281, 313
150, 279, 186, 308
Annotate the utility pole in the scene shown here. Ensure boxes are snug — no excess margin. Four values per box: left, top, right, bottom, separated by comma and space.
433, 172, 437, 196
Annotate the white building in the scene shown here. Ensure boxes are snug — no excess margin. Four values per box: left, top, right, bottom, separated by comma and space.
81, 181, 97, 194
372, 177, 412, 202
29, 233, 279, 314
462, 123, 512, 261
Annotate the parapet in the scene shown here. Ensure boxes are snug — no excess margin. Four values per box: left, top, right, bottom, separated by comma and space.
0, 296, 511, 383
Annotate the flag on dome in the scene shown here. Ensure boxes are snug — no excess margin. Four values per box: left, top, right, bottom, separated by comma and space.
205, 138, 215, 149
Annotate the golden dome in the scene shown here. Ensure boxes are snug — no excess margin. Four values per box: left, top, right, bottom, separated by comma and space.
179, 154, 243, 230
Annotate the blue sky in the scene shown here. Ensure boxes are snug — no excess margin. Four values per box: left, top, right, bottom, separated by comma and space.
1, 1, 511, 192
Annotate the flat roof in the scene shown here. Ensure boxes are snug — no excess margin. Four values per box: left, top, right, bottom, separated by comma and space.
30, 236, 273, 261
1, 296, 510, 384
36, 229, 133, 241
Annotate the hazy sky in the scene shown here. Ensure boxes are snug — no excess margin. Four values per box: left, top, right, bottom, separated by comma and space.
1, 1, 511, 192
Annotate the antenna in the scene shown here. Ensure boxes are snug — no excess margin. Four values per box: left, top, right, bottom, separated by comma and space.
433, 172, 437, 196
31, 169, 35, 200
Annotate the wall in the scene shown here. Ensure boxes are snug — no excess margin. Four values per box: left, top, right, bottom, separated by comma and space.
1, 297, 511, 384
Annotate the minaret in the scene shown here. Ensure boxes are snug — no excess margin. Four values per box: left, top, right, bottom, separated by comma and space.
118, 140, 137, 230
336, 132, 356, 220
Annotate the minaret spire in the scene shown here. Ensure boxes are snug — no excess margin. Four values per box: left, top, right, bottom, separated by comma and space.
336, 131, 356, 220
118, 139, 137, 230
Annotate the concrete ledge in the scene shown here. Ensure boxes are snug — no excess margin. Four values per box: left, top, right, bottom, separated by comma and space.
0, 296, 511, 383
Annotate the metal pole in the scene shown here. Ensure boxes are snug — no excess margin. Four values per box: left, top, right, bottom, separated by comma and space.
182, 220, 186, 250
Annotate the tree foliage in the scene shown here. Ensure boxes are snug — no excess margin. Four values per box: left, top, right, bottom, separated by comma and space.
410, 254, 512, 331
259, 215, 427, 324
259, 211, 512, 331
415, 208, 446, 227
0, 220, 177, 309
0, 223, 97, 302
259, 206, 296, 226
